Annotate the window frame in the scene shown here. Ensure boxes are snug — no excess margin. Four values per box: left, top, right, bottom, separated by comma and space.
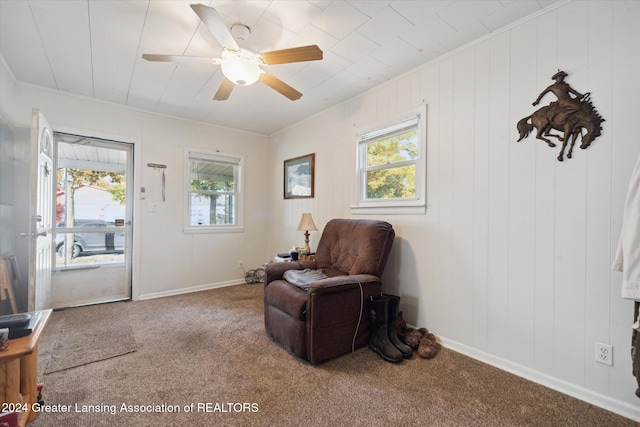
352, 105, 427, 215
184, 148, 244, 233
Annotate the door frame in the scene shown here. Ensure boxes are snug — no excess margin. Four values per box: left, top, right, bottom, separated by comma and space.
51, 125, 139, 304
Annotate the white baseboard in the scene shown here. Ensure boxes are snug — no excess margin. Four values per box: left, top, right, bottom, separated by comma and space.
136, 279, 246, 301
439, 336, 640, 422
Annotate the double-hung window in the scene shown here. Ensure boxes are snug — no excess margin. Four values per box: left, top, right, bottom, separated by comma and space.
353, 106, 427, 214
185, 149, 243, 232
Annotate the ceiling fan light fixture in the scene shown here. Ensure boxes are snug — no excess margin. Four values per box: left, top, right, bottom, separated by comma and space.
144, 5, 323, 101
221, 48, 262, 86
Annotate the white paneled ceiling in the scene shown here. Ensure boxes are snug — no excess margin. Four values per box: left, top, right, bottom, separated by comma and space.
0, 0, 560, 136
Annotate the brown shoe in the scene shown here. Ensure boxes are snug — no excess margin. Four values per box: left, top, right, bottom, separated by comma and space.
396, 311, 409, 341
404, 328, 427, 350
417, 335, 441, 359
403, 330, 420, 349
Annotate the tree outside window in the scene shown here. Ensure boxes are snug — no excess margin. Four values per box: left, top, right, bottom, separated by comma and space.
364, 129, 418, 199
353, 106, 427, 214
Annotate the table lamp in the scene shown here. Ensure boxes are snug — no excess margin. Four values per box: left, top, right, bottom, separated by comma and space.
296, 213, 318, 254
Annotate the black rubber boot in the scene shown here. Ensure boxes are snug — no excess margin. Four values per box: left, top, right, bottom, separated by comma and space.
368, 296, 403, 363
385, 294, 413, 358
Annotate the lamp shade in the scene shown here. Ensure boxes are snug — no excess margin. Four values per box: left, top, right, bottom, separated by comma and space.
297, 213, 317, 231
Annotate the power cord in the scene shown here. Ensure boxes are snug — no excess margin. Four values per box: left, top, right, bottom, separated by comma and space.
351, 276, 364, 353
240, 264, 265, 284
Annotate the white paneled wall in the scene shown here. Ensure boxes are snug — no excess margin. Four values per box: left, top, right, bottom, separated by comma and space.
0, 60, 272, 302
269, 1, 640, 419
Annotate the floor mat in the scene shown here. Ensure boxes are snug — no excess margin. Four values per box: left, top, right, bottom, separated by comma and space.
44, 302, 137, 374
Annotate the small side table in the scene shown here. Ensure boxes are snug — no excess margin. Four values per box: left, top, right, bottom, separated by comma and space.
274, 253, 315, 263
0, 309, 52, 426
300, 253, 316, 261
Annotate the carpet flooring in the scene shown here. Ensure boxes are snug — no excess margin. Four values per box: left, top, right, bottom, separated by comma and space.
44, 302, 137, 374
30, 284, 635, 426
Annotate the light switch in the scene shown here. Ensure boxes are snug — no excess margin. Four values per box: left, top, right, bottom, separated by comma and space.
147, 202, 158, 213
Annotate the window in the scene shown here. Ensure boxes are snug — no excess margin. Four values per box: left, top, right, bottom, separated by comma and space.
352, 106, 427, 214
185, 149, 243, 232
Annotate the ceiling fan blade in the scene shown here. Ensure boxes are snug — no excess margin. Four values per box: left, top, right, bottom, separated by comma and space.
260, 45, 323, 65
142, 54, 220, 64
259, 73, 302, 101
213, 77, 235, 101
190, 4, 239, 51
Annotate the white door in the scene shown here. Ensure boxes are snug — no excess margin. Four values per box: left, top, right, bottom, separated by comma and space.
27, 109, 54, 311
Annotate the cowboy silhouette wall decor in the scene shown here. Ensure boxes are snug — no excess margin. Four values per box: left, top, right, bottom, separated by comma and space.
516, 70, 605, 162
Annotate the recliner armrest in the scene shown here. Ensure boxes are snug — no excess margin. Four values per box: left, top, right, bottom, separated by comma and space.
307, 274, 381, 295
264, 260, 317, 285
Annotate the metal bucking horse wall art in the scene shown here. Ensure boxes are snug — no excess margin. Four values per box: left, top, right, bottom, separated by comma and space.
517, 70, 605, 161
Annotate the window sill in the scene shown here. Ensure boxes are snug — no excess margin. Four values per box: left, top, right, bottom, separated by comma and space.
183, 226, 244, 234
350, 204, 426, 215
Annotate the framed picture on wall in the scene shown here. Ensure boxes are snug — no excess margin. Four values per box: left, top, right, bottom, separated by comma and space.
284, 153, 315, 199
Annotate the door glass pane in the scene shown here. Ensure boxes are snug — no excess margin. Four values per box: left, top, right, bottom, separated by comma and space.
55, 230, 126, 266
56, 140, 127, 267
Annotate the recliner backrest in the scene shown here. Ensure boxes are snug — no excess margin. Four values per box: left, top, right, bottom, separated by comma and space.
314, 219, 395, 277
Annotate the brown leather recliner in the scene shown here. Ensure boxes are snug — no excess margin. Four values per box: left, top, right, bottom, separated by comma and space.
264, 219, 395, 365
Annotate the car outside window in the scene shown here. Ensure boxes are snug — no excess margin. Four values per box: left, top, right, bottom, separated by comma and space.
185, 149, 243, 232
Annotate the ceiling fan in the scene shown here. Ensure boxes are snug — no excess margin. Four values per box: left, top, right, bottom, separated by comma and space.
142, 4, 323, 101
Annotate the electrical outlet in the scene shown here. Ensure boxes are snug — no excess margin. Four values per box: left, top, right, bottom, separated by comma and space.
595, 342, 613, 366
237, 260, 244, 269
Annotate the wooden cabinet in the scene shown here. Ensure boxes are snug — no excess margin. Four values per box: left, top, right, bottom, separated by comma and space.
0, 310, 51, 426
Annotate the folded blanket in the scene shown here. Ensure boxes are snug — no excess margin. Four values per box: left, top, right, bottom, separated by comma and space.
283, 268, 328, 289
